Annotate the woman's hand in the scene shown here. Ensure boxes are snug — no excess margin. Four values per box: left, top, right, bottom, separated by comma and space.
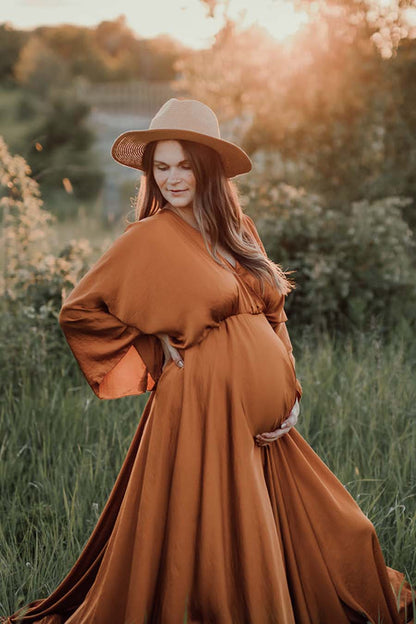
156, 333, 184, 370
255, 397, 300, 447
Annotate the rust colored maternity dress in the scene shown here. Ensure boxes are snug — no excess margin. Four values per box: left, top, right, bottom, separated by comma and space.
4, 208, 414, 624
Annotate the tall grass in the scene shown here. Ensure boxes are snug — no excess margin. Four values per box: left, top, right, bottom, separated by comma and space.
293, 320, 416, 582
1, 319, 415, 620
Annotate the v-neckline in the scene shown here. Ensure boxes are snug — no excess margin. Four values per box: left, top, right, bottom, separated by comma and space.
161, 207, 240, 271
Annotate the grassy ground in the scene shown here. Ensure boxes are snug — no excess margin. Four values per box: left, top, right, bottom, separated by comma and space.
0, 319, 415, 619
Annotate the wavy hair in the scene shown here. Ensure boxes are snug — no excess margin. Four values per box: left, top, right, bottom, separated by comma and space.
134, 139, 294, 296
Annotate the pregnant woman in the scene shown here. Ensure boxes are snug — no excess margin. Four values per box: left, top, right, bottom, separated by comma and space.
3, 98, 414, 623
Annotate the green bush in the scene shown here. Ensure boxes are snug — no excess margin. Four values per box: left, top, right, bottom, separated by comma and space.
23, 93, 103, 203
0, 137, 96, 389
242, 180, 416, 331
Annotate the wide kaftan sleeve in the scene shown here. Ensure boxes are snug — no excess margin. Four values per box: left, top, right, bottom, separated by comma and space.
243, 214, 303, 401
58, 221, 164, 400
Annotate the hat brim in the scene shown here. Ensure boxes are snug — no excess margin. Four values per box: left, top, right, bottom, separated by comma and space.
111, 128, 252, 178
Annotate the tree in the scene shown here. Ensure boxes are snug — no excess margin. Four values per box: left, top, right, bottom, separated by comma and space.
35, 24, 109, 81
139, 34, 187, 81
0, 23, 27, 81
18, 18, 187, 83
292, 0, 416, 58
200, 0, 416, 57
14, 36, 70, 96
180, 2, 416, 208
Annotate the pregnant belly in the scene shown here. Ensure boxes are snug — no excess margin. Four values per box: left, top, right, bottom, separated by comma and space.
158, 313, 298, 436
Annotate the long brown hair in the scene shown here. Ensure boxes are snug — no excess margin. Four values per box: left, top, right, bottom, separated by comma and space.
134, 139, 294, 296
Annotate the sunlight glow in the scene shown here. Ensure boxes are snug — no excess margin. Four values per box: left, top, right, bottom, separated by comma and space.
5, 0, 309, 49
226, 0, 310, 42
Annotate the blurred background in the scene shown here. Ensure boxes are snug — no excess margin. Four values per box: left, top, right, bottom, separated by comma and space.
1, 0, 416, 330
1, 1, 415, 614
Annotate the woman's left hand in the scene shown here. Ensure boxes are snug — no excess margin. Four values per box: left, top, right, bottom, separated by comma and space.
255, 397, 300, 447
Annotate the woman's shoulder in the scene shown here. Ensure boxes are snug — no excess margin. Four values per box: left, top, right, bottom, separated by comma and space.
93, 211, 170, 267
121, 211, 259, 251
124, 210, 255, 230
122, 210, 166, 235
119, 211, 172, 247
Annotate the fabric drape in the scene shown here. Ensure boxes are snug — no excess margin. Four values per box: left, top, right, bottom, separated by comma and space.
4, 209, 413, 624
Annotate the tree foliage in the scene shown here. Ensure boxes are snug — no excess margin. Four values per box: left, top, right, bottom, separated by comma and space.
5, 16, 186, 85
14, 36, 70, 96
179, 4, 416, 209
0, 23, 28, 81
201, 0, 416, 56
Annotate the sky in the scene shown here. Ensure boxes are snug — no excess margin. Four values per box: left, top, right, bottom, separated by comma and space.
3, 0, 311, 49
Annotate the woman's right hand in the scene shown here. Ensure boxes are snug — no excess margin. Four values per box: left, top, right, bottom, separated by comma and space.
255, 397, 300, 446
156, 333, 184, 370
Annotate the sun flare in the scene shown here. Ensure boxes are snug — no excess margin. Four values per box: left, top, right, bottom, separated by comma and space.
4, 0, 310, 49
227, 0, 310, 42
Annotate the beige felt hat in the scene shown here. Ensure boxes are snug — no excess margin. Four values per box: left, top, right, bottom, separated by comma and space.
111, 98, 252, 178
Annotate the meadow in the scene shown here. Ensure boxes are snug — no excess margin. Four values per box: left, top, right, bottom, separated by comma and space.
1, 5, 416, 620
1, 315, 415, 619
1, 123, 415, 621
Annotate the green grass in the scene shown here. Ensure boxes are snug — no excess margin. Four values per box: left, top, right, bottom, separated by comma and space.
293, 324, 416, 575
0, 322, 415, 621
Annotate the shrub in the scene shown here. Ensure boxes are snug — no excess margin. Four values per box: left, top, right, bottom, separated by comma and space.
25, 93, 103, 202
241, 180, 416, 331
0, 137, 96, 387
1, 137, 93, 300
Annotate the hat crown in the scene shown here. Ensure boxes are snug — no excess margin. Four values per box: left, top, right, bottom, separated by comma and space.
149, 98, 221, 139
111, 97, 252, 178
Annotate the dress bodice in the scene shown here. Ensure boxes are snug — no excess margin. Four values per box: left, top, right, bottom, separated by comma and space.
58, 208, 294, 399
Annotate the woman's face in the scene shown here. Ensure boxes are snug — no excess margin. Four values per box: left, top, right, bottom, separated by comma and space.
153, 140, 196, 210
